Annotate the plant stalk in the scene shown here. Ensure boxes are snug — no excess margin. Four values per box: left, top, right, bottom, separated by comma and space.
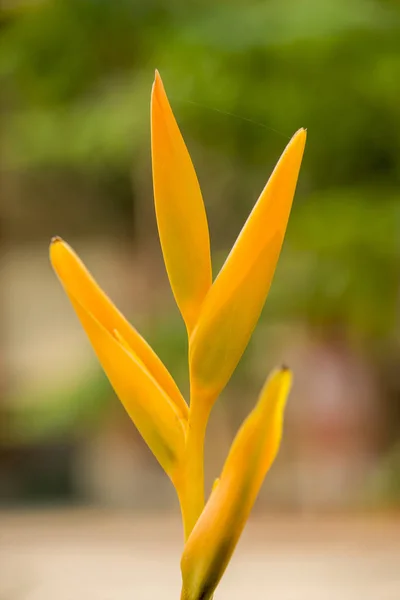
178, 391, 210, 541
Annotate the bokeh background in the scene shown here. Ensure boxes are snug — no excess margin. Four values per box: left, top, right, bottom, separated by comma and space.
1, 0, 400, 598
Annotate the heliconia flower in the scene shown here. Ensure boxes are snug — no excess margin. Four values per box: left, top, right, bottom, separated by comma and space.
189, 129, 306, 408
151, 70, 212, 336
180, 368, 292, 600
50, 70, 306, 600
49, 238, 188, 480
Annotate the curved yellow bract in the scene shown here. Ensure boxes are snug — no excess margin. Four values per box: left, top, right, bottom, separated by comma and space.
189, 129, 306, 407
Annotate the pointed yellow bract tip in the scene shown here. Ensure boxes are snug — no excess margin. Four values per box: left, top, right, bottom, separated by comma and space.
152, 69, 163, 103
154, 68, 161, 84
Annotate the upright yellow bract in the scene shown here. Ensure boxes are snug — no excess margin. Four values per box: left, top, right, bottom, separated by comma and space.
151, 71, 212, 335
189, 129, 306, 407
50, 71, 306, 600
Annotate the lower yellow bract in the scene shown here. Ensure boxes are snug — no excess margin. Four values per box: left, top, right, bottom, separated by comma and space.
180, 369, 291, 600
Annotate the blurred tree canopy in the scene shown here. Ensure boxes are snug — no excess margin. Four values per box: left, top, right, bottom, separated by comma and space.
1, 0, 399, 345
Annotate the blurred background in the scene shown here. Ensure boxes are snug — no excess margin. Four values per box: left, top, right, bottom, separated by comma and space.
0, 0, 400, 598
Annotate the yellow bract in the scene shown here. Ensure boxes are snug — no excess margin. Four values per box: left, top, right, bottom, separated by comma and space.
50, 71, 306, 600
50, 238, 188, 419
50, 238, 187, 479
151, 71, 212, 335
189, 129, 306, 407
180, 368, 292, 600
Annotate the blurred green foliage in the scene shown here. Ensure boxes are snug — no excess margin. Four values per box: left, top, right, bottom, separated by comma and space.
1, 0, 400, 438
4, 370, 111, 445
